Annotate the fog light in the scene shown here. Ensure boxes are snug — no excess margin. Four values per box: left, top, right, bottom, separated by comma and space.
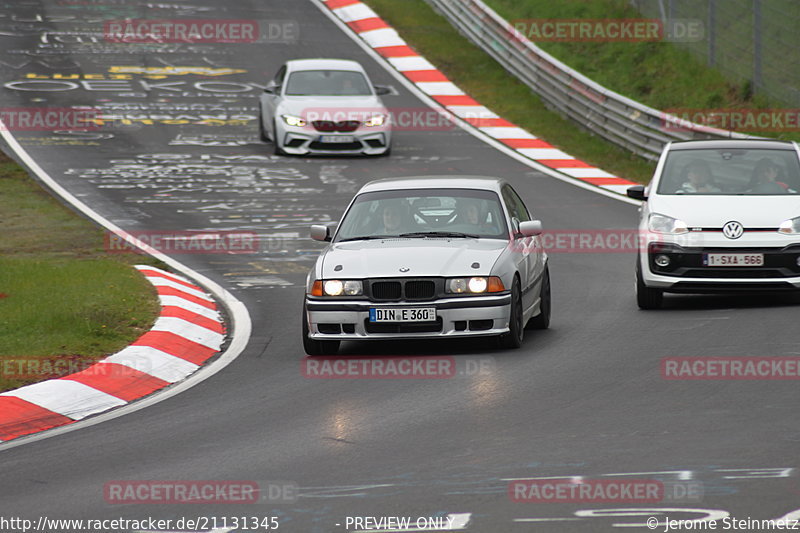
796, 256, 800, 267
655, 254, 671, 267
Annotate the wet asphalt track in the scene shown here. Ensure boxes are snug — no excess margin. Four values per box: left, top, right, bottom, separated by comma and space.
0, 1, 798, 531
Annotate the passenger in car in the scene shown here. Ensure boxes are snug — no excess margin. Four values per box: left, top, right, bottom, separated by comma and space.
677, 160, 721, 194
747, 158, 791, 193
379, 202, 412, 235
455, 199, 494, 234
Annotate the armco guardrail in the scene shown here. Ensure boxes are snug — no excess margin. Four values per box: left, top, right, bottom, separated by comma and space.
425, 0, 756, 161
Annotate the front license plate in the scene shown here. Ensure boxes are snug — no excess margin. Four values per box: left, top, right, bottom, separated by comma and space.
319, 135, 355, 143
703, 253, 764, 267
369, 307, 436, 323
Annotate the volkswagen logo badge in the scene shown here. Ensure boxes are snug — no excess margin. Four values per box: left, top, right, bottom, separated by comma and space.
722, 221, 744, 239
399, 267, 410, 272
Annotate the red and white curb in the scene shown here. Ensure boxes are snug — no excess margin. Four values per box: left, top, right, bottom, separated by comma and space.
0, 266, 225, 442
321, 0, 637, 196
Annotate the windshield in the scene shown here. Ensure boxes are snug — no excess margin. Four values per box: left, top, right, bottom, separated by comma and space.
334, 188, 508, 242
285, 70, 372, 96
656, 148, 800, 195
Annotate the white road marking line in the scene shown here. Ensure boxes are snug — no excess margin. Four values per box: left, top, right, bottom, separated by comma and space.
559, 167, 617, 178
301, 483, 396, 498
604, 470, 694, 480
360, 28, 406, 48
502, 476, 583, 481
151, 317, 224, 349
479, 126, 537, 139
158, 295, 221, 320
147, 276, 214, 300
104, 346, 199, 383
387, 56, 437, 72
415, 82, 466, 96
1, 380, 126, 420
514, 518, 583, 522
332, 2, 377, 23
516, 147, 573, 160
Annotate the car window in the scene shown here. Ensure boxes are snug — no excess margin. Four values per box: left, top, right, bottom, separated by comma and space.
501, 185, 531, 224
285, 70, 372, 96
272, 66, 286, 88
334, 188, 508, 241
656, 148, 800, 195
507, 186, 531, 222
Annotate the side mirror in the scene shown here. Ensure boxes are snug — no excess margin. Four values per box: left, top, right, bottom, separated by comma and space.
263, 83, 279, 95
310, 224, 331, 242
626, 185, 647, 201
519, 220, 543, 237
373, 85, 392, 96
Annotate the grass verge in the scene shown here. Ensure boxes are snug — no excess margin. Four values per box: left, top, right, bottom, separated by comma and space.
484, 0, 799, 143
363, 0, 657, 183
0, 150, 162, 392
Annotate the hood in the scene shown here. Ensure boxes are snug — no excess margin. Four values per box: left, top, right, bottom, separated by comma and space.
320, 239, 508, 279
650, 195, 800, 227
278, 95, 387, 121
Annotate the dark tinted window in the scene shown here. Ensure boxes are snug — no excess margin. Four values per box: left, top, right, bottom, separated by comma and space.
285, 70, 371, 96
657, 148, 800, 195
335, 188, 508, 241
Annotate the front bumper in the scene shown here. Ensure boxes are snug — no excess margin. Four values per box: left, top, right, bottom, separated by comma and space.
305, 293, 512, 340
278, 124, 391, 155
641, 241, 800, 292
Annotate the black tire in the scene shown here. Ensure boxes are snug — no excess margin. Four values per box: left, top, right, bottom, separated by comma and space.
636, 258, 663, 310
258, 113, 270, 142
302, 308, 339, 356
526, 265, 551, 330
272, 120, 285, 156
498, 277, 524, 349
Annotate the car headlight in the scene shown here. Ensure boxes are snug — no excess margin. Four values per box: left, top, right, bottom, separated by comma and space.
779, 217, 800, 235
364, 114, 386, 127
311, 280, 363, 296
282, 114, 306, 127
648, 213, 688, 235
446, 276, 505, 294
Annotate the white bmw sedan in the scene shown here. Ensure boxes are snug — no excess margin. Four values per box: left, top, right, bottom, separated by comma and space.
628, 139, 800, 309
259, 58, 392, 156
302, 177, 551, 355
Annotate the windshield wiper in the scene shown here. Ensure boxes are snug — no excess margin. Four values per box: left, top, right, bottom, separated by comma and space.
338, 235, 395, 242
398, 231, 480, 239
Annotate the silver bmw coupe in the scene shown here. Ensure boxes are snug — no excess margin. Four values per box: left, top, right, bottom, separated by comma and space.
302, 176, 551, 355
